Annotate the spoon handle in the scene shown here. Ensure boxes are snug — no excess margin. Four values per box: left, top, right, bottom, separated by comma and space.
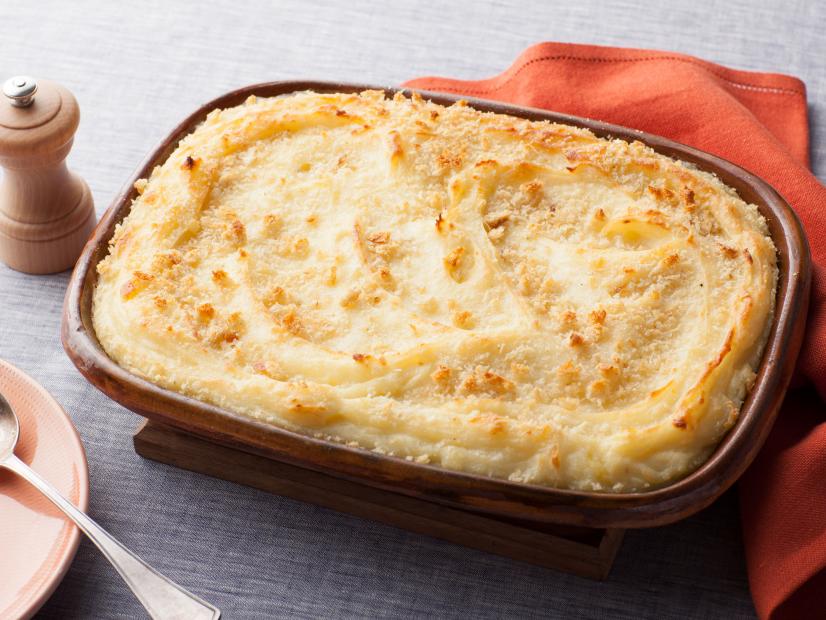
2, 454, 220, 620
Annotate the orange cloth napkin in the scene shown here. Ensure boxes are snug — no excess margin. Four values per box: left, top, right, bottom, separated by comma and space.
405, 42, 826, 620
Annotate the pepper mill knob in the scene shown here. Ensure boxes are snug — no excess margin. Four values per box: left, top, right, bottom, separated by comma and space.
3, 76, 38, 108
0, 76, 96, 274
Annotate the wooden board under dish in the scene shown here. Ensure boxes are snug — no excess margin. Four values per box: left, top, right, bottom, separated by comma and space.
133, 420, 625, 580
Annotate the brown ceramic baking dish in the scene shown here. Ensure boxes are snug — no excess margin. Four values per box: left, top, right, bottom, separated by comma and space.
61, 81, 811, 529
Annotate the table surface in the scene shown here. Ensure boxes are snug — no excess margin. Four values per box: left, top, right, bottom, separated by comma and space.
1, 1, 823, 618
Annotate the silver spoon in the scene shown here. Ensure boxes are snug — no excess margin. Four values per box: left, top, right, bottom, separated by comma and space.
0, 392, 221, 619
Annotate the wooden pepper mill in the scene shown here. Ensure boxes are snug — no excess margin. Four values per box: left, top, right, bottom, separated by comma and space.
0, 76, 96, 274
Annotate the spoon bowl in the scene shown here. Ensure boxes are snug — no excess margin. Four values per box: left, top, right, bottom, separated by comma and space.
0, 391, 20, 462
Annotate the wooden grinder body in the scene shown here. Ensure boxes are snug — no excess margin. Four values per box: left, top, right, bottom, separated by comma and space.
0, 79, 96, 274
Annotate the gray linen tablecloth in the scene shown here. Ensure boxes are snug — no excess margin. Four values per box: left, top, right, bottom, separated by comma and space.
0, 1, 822, 618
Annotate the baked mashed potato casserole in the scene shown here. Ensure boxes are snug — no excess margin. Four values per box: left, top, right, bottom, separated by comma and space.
93, 90, 777, 492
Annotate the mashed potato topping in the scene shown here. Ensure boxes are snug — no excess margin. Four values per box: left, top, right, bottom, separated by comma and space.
93, 90, 777, 491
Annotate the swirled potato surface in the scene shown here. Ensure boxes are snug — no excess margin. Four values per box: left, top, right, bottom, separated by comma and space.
93, 90, 777, 491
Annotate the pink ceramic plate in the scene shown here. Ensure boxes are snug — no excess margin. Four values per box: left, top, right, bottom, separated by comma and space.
0, 360, 89, 620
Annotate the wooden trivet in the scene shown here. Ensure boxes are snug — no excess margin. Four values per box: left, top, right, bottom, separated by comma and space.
133, 421, 624, 580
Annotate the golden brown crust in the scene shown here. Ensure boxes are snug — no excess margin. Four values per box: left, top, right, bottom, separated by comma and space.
92, 90, 777, 492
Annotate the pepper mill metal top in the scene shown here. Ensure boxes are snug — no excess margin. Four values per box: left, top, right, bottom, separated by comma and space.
3, 76, 38, 108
